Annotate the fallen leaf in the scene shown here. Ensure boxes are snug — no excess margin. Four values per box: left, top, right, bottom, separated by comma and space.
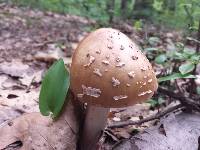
63, 57, 72, 66
0, 74, 8, 88
19, 70, 43, 86
129, 116, 140, 122
115, 128, 131, 139
0, 89, 39, 113
34, 44, 65, 62
0, 60, 30, 78
114, 113, 200, 150
112, 117, 121, 122
104, 129, 120, 142
109, 104, 151, 124
195, 75, 200, 86
1, 76, 23, 90
0, 106, 22, 125
0, 100, 80, 150
71, 42, 78, 51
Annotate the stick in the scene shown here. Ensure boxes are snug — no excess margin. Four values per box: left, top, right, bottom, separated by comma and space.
158, 87, 200, 111
108, 104, 183, 128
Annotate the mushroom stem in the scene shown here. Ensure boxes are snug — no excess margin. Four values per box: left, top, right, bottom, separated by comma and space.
79, 105, 109, 150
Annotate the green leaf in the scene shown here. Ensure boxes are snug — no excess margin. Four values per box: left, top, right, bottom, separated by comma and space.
158, 97, 165, 105
144, 47, 159, 51
179, 62, 195, 75
39, 59, 70, 118
148, 37, 160, 46
158, 73, 196, 82
175, 42, 184, 49
155, 54, 167, 64
183, 48, 195, 55
133, 20, 143, 31
190, 55, 200, 62
197, 86, 200, 95
146, 99, 158, 107
174, 52, 188, 60
153, 0, 163, 11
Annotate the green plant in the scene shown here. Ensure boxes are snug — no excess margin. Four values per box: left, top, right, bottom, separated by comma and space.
144, 35, 199, 107
8, 0, 200, 29
144, 39, 199, 83
146, 97, 165, 108
39, 59, 70, 118
133, 19, 143, 31
160, 45, 199, 80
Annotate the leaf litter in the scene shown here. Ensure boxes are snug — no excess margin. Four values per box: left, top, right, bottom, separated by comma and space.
0, 101, 80, 150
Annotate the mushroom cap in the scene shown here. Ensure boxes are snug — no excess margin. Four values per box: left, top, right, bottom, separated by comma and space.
70, 28, 158, 108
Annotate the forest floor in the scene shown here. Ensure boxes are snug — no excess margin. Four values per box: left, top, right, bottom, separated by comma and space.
0, 3, 198, 150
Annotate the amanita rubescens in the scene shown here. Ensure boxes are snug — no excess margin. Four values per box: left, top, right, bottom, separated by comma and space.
70, 28, 158, 150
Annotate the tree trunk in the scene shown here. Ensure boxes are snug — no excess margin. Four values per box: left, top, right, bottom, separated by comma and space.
163, 0, 176, 12
120, 0, 128, 18
106, 0, 115, 23
132, 0, 154, 19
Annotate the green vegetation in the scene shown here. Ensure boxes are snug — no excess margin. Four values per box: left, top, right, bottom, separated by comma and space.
9, 0, 200, 29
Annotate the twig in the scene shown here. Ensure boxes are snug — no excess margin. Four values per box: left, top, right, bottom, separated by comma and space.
158, 87, 200, 111
175, 79, 184, 93
108, 104, 183, 128
187, 37, 200, 44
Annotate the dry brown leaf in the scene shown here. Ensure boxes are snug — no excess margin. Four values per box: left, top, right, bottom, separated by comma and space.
34, 44, 65, 62
0, 60, 30, 78
19, 70, 43, 86
0, 100, 80, 150
0, 106, 22, 125
109, 103, 151, 125
195, 75, 200, 86
1, 77, 22, 90
0, 65, 42, 89
114, 128, 131, 139
71, 42, 78, 51
114, 113, 200, 150
0, 74, 8, 89
63, 57, 72, 66
0, 88, 39, 113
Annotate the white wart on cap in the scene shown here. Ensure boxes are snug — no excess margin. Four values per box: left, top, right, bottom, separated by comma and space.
70, 28, 158, 108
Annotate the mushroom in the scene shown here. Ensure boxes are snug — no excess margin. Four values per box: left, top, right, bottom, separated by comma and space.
70, 28, 158, 150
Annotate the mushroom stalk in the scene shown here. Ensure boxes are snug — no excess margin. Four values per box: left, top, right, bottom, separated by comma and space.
79, 105, 109, 150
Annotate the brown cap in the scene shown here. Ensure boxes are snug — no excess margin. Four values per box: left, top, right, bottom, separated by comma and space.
70, 28, 158, 108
